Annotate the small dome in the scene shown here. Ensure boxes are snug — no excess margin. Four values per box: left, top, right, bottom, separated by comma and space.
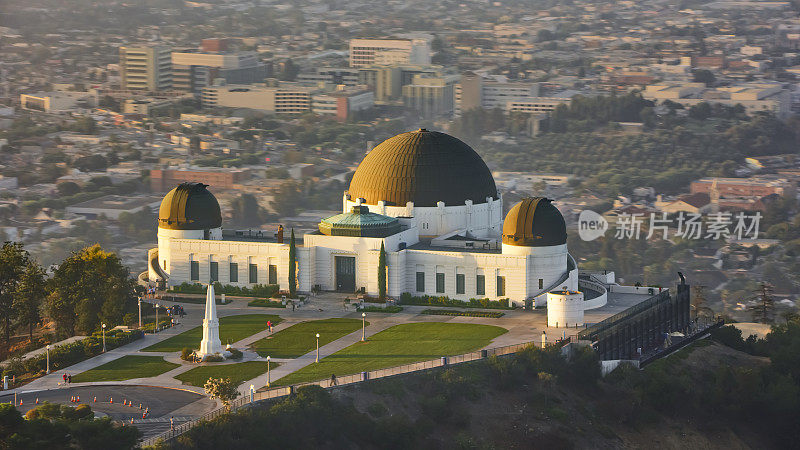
319, 205, 401, 237
502, 198, 567, 247
347, 129, 498, 207
158, 182, 222, 230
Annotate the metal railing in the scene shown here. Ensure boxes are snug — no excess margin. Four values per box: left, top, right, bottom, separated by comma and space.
139, 339, 558, 447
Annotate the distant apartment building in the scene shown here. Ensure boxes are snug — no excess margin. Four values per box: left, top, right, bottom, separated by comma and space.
455, 73, 571, 115
690, 177, 796, 198
349, 38, 431, 68
150, 168, 250, 191
358, 65, 439, 102
643, 82, 792, 118
297, 68, 360, 87
312, 88, 374, 121
119, 45, 172, 91
20, 91, 97, 113
201, 83, 315, 114
172, 50, 266, 93
402, 74, 459, 117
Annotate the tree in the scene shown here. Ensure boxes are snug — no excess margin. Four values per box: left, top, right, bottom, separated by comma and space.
688, 102, 712, 120
288, 229, 297, 298
692, 69, 716, 86
48, 245, 136, 335
204, 377, 240, 408
57, 181, 81, 196
749, 282, 775, 324
14, 262, 46, 339
378, 242, 387, 302
0, 242, 30, 350
230, 194, 264, 227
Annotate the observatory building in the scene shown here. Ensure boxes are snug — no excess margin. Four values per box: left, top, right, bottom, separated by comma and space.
148, 129, 611, 322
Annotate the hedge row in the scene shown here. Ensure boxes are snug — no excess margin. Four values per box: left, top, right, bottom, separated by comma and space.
398, 293, 513, 310
247, 299, 286, 308
357, 305, 403, 313
170, 282, 280, 298
420, 309, 504, 318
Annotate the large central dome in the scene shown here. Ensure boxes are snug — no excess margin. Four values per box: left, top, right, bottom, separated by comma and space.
347, 129, 498, 207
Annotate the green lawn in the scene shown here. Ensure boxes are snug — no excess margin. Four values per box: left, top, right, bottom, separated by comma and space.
250, 318, 367, 359
274, 322, 506, 386
71, 356, 180, 382
142, 314, 282, 352
175, 361, 279, 387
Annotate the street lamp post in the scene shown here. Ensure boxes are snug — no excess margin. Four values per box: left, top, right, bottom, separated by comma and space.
155, 303, 160, 333
46, 344, 50, 374
138, 297, 142, 328
102, 323, 107, 352
361, 312, 366, 341
266, 356, 271, 387
315, 333, 320, 362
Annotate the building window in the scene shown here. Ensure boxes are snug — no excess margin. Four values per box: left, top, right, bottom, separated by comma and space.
416, 272, 425, 292
229, 263, 238, 283
497, 276, 506, 297
269, 265, 278, 285
539, 278, 544, 290
476, 275, 485, 296
210, 262, 218, 282
190, 261, 199, 281
249, 264, 258, 284
456, 274, 465, 294
436, 273, 445, 293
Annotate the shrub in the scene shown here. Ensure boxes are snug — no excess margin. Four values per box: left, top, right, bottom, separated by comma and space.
247, 299, 285, 308
357, 305, 403, 313
204, 354, 224, 362
170, 282, 279, 298
228, 348, 243, 360
420, 309, 503, 318
398, 293, 513, 310
181, 347, 195, 361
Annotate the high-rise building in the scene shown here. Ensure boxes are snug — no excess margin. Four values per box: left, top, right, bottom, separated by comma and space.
119, 45, 172, 91
402, 74, 459, 117
349, 38, 431, 68
172, 51, 266, 93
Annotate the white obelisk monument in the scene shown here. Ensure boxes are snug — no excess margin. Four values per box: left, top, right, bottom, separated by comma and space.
197, 283, 222, 360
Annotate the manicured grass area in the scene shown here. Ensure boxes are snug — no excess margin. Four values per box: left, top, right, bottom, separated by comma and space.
142, 314, 282, 352
274, 322, 506, 386
71, 355, 179, 382
175, 361, 279, 387
250, 318, 367, 359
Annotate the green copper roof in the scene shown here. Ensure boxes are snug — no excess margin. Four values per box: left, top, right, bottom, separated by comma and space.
319, 206, 401, 238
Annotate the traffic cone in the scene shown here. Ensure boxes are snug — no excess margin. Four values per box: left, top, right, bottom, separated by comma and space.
35, 398, 39, 404
93, 396, 97, 403
18, 400, 22, 406
76, 396, 79, 403
109, 397, 113, 404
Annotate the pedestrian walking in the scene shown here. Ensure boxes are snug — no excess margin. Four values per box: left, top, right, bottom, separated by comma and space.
267, 320, 272, 333
170, 416, 174, 430
62, 373, 67, 384
330, 373, 337, 387
67, 374, 71, 384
